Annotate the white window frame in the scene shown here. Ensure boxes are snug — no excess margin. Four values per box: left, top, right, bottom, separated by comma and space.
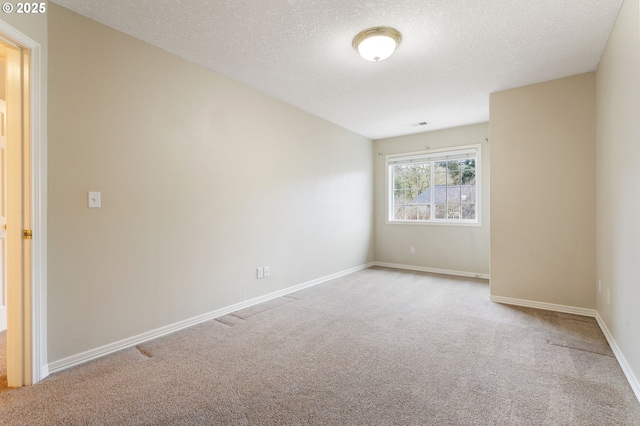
386, 144, 481, 226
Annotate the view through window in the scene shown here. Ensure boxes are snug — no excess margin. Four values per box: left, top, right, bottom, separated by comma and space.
388, 146, 479, 224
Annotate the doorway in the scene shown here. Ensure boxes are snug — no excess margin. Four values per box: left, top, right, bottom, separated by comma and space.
0, 44, 6, 389
0, 35, 30, 389
0, 45, 6, 333
0, 19, 46, 388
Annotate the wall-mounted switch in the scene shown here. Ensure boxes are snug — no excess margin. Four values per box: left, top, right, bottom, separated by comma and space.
257, 267, 264, 279
264, 266, 270, 277
88, 191, 101, 208
410, 247, 415, 255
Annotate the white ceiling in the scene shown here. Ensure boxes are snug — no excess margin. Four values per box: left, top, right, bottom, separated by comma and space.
51, 0, 623, 140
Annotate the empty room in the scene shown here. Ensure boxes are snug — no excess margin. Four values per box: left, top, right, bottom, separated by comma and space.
1, 0, 639, 424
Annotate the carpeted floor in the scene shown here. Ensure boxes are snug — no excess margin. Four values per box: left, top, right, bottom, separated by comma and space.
0, 267, 639, 425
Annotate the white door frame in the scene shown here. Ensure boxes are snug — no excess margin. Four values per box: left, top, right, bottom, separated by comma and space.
0, 20, 47, 386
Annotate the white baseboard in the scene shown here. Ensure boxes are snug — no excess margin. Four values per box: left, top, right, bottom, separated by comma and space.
373, 262, 490, 280
47, 262, 375, 374
595, 312, 640, 404
489, 295, 596, 317
40, 365, 49, 382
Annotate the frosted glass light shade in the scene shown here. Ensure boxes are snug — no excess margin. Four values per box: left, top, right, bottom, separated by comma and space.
353, 27, 402, 62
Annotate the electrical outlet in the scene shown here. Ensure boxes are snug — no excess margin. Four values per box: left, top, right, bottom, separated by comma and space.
264, 266, 270, 277
410, 247, 415, 255
598, 280, 602, 293
257, 267, 264, 279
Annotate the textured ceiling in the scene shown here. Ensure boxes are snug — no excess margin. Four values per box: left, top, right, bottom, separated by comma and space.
51, 0, 623, 140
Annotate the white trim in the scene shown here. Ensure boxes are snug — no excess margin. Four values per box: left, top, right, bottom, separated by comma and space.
386, 146, 478, 164
489, 295, 596, 317
373, 261, 490, 280
47, 262, 374, 374
29, 40, 46, 386
0, 20, 47, 385
595, 312, 640, 403
386, 220, 482, 227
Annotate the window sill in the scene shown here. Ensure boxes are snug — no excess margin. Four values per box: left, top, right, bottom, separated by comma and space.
386, 220, 482, 227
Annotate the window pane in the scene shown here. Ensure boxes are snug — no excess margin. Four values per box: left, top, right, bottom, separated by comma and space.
447, 161, 462, 185
447, 204, 461, 219
461, 186, 475, 204
462, 204, 476, 220
434, 186, 447, 204
414, 187, 431, 204
411, 164, 430, 188
394, 205, 406, 220
419, 204, 431, 220
434, 161, 447, 187
434, 204, 446, 219
393, 166, 407, 190
434, 161, 447, 173
434, 172, 447, 186
406, 205, 419, 220
406, 188, 419, 204
461, 166, 476, 185
447, 186, 461, 203
394, 189, 406, 204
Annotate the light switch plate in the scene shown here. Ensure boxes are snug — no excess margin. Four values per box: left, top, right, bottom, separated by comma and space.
88, 191, 101, 208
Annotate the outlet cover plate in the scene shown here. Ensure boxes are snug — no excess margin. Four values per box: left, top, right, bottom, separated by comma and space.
88, 191, 101, 208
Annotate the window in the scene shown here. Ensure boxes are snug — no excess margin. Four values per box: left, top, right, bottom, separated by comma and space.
387, 145, 480, 224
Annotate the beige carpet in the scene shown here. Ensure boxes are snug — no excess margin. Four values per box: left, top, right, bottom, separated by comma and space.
0, 267, 639, 425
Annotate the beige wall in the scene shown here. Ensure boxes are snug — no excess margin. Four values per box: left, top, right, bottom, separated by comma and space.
48, 4, 373, 361
373, 123, 490, 276
596, 0, 640, 390
490, 73, 596, 308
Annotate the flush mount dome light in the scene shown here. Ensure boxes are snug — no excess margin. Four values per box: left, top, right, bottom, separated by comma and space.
352, 26, 402, 62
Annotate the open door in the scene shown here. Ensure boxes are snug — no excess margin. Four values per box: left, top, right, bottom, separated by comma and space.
0, 97, 6, 333
2, 35, 32, 388
0, 44, 6, 333
0, 18, 46, 387
0, 96, 6, 333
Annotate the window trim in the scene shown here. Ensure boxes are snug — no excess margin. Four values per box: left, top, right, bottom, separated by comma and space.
385, 144, 482, 226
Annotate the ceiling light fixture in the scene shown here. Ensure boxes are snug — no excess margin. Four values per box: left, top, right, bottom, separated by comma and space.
352, 26, 402, 62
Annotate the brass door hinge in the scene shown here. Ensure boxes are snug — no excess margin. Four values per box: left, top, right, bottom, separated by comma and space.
23, 229, 32, 240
